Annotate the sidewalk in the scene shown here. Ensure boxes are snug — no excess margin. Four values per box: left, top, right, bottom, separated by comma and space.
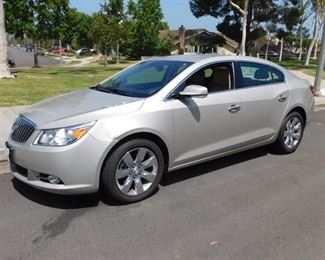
289, 70, 325, 106
0, 106, 29, 161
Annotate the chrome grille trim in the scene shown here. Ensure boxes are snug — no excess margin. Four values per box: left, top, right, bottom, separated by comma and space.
11, 116, 37, 143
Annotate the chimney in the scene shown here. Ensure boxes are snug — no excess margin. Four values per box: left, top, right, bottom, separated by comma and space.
178, 25, 185, 55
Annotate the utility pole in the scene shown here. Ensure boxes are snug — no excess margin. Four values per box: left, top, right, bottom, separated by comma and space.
314, 22, 325, 96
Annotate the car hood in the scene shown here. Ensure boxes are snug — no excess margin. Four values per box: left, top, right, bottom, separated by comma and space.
22, 89, 144, 127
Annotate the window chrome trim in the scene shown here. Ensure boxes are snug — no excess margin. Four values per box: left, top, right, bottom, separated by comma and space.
165, 59, 288, 100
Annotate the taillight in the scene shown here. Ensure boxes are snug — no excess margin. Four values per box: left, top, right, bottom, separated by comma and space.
310, 85, 316, 96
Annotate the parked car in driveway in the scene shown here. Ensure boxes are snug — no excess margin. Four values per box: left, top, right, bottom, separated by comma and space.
25, 46, 32, 52
52, 47, 67, 54
37, 47, 46, 56
6, 55, 314, 203
75, 48, 91, 56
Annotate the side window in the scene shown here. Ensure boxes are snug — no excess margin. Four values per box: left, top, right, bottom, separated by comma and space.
185, 63, 233, 93
239, 62, 284, 88
270, 67, 285, 83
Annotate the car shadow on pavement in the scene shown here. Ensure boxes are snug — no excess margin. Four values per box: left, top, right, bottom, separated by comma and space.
11, 146, 272, 209
12, 177, 128, 208
160, 146, 270, 186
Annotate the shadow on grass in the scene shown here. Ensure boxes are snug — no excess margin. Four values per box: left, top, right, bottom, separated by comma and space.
12, 146, 274, 209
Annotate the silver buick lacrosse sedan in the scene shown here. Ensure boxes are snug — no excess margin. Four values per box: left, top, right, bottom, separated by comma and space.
6, 55, 314, 203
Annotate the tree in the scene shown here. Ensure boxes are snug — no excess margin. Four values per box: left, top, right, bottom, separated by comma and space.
128, 0, 164, 58
61, 8, 94, 50
190, 0, 301, 56
274, 1, 302, 61
4, 0, 70, 67
101, 0, 129, 60
298, 0, 311, 60
48, 0, 70, 64
228, 0, 249, 56
0, 0, 11, 78
305, 0, 325, 65
156, 34, 173, 56
90, 0, 131, 65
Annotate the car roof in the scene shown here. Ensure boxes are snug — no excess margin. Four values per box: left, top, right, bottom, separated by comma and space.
152, 54, 286, 71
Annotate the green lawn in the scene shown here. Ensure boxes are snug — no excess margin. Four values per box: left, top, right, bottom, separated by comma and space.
303, 70, 325, 79
0, 66, 125, 106
275, 59, 318, 70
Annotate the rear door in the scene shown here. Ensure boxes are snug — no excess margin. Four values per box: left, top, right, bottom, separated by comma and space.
235, 61, 290, 145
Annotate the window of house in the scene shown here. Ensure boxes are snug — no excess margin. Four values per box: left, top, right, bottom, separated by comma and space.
239, 62, 285, 88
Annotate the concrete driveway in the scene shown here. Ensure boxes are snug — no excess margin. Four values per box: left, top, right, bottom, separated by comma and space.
0, 110, 325, 260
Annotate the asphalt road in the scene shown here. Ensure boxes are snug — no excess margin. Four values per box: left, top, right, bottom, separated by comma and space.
1, 110, 325, 260
8, 47, 60, 67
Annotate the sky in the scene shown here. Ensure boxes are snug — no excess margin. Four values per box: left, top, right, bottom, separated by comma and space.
70, 0, 314, 35
70, 0, 219, 31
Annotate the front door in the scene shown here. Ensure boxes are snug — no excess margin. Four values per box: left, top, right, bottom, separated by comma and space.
172, 62, 244, 167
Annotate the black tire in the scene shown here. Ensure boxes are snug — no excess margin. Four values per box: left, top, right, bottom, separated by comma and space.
101, 139, 164, 204
273, 112, 305, 154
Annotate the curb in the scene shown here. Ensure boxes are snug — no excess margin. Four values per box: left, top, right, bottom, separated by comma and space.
0, 148, 7, 162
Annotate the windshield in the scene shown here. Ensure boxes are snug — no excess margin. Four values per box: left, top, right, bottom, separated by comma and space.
94, 60, 193, 98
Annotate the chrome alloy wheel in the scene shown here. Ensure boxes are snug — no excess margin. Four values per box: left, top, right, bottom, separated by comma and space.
283, 116, 302, 149
115, 147, 158, 196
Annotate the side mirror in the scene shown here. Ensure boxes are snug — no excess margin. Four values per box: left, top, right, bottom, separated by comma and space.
177, 85, 208, 98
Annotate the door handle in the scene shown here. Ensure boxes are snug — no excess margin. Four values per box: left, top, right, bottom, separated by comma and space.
277, 95, 287, 102
228, 104, 241, 113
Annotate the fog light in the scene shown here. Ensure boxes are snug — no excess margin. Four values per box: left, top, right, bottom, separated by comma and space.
40, 173, 63, 184
48, 175, 62, 184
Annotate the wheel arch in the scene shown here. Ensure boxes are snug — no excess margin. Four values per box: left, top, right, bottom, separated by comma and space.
100, 131, 170, 177
286, 106, 307, 125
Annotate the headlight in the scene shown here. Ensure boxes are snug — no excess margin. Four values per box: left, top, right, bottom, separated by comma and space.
34, 121, 96, 146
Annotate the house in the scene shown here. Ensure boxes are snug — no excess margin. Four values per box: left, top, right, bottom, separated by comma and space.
159, 26, 239, 55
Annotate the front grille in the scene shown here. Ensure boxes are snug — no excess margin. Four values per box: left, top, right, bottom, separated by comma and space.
11, 116, 36, 143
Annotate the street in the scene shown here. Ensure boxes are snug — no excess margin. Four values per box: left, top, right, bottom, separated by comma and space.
8, 47, 59, 67
0, 110, 325, 260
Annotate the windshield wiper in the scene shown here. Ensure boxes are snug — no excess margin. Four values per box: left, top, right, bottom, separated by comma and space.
91, 84, 132, 97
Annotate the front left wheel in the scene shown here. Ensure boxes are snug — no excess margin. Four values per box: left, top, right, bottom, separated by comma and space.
101, 139, 164, 204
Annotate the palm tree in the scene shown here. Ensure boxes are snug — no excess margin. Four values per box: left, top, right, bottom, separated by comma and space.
0, 0, 11, 78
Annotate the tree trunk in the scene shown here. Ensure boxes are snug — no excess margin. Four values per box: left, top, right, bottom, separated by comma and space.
0, 0, 11, 78
298, 25, 304, 60
104, 47, 108, 67
279, 38, 284, 62
116, 44, 120, 64
313, 39, 318, 60
245, 5, 253, 55
314, 21, 325, 95
265, 40, 269, 60
59, 38, 63, 65
240, 14, 247, 56
305, 1, 320, 65
33, 41, 40, 68
229, 0, 249, 56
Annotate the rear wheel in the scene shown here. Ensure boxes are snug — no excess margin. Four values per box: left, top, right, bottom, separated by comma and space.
101, 139, 164, 203
274, 112, 305, 154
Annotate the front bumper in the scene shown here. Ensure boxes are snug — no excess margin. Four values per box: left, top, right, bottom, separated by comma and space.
6, 132, 110, 195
